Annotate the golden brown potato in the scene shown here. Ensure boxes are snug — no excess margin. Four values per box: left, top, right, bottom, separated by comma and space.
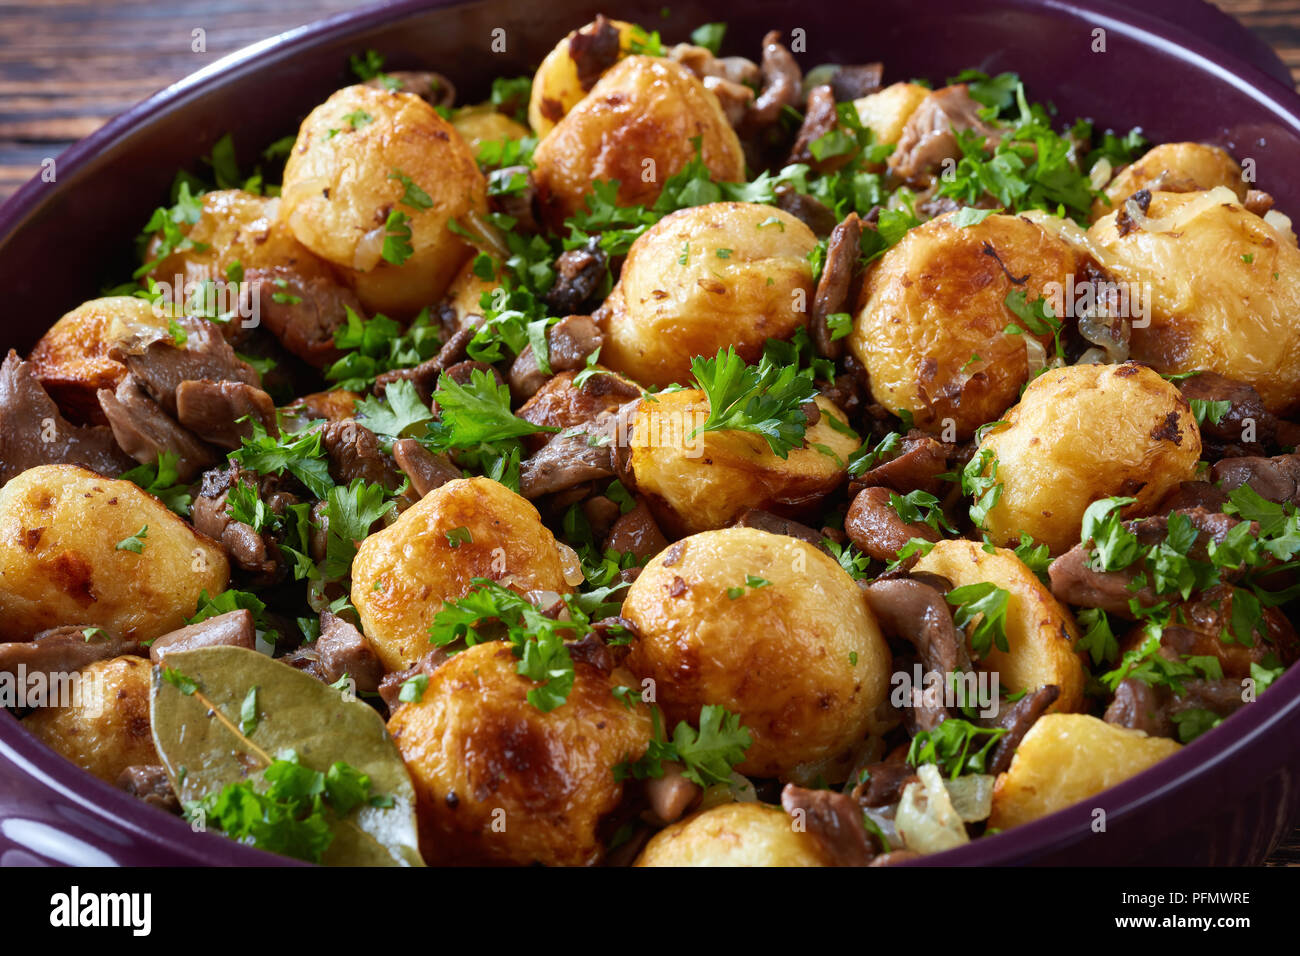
144, 189, 334, 287
532, 56, 745, 229
975, 362, 1201, 554
625, 390, 859, 536
623, 527, 891, 778
350, 477, 578, 671
450, 104, 532, 155
635, 801, 825, 866
987, 714, 1182, 830
849, 213, 1083, 439
280, 85, 486, 316
387, 640, 652, 866
597, 202, 816, 388
1091, 143, 1247, 222
852, 82, 930, 146
22, 656, 156, 783
28, 297, 170, 423
527, 17, 640, 139
913, 539, 1087, 713
440, 254, 500, 331
0, 465, 229, 642
1089, 187, 1300, 413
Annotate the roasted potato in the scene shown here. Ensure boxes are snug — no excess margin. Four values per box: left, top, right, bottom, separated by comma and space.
1091, 143, 1247, 222
532, 56, 745, 229
28, 297, 170, 423
350, 477, 579, 671
280, 84, 486, 316
527, 17, 641, 139
852, 82, 930, 146
440, 254, 501, 331
625, 390, 859, 535
22, 656, 156, 783
976, 362, 1201, 554
849, 212, 1083, 439
450, 104, 532, 155
0, 465, 229, 642
597, 202, 816, 388
387, 640, 652, 866
913, 538, 1086, 712
144, 188, 334, 288
623, 527, 891, 777
987, 714, 1182, 830
635, 801, 825, 866
1088, 187, 1300, 413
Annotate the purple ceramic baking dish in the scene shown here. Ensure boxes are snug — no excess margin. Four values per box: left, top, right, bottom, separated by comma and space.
1, 0, 1299, 866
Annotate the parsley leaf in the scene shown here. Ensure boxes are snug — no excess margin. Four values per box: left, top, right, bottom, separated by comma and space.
354, 378, 433, 445
429, 579, 586, 711
907, 718, 1006, 779
231, 422, 334, 500
115, 524, 149, 553
1080, 496, 1141, 571
689, 347, 818, 458
118, 452, 192, 516
615, 704, 752, 787
319, 479, 393, 581
946, 582, 1011, 658
427, 367, 555, 448
381, 209, 414, 265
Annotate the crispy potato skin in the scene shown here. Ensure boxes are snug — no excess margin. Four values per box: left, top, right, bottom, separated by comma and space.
627, 390, 859, 536
350, 477, 575, 672
978, 362, 1201, 554
1091, 143, 1246, 222
280, 85, 486, 316
532, 57, 744, 229
852, 82, 930, 145
1089, 189, 1300, 413
850, 213, 1082, 439
635, 801, 825, 866
598, 202, 816, 388
146, 189, 333, 287
387, 641, 652, 866
28, 297, 170, 422
623, 527, 891, 777
987, 714, 1181, 830
22, 656, 156, 783
914, 539, 1086, 713
450, 106, 531, 155
528, 18, 639, 139
0, 466, 229, 642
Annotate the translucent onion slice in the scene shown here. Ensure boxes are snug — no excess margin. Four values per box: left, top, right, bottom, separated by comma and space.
895, 763, 970, 854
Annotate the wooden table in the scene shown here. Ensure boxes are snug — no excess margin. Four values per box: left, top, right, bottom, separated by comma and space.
1, 0, 1298, 865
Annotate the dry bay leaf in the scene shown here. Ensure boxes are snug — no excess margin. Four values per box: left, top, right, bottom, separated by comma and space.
150, 644, 423, 866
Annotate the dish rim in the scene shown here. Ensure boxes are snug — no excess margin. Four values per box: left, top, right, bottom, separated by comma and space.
1, 0, 1299, 866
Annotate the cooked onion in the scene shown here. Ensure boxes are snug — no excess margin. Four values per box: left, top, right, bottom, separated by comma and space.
895, 764, 970, 854
1024, 336, 1048, 377
555, 542, 585, 587
353, 225, 385, 271
1264, 208, 1297, 245
1134, 185, 1237, 233
465, 208, 511, 260
943, 773, 995, 822
1088, 157, 1113, 191
1078, 312, 1131, 363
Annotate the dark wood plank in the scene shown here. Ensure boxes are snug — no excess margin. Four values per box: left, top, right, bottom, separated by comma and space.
0, 0, 1297, 865
0, 0, 364, 196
